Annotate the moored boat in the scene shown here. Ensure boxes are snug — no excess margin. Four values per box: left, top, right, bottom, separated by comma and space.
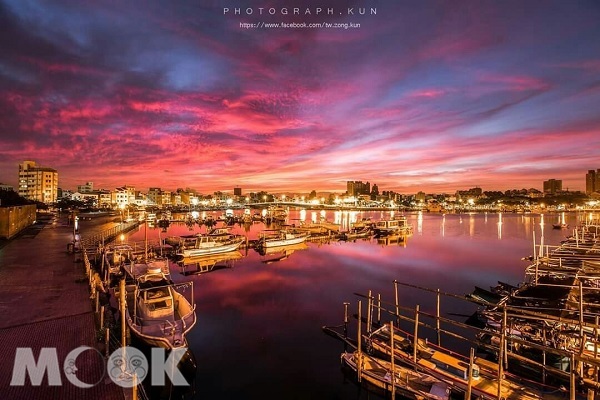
123, 263, 196, 349
373, 216, 412, 236
175, 232, 245, 258
257, 229, 308, 248
341, 351, 449, 400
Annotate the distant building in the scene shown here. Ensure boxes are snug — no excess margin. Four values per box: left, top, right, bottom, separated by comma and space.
0, 183, 13, 191
347, 181, 370, 196
18, 160, 58, 204
234, 187, 242, 196
543, 179, 562, 195
78, 182, 94, 193
586, 169, 600, 195
455, 187, 483, 200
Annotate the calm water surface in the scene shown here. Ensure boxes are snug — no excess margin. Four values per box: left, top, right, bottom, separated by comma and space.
126, 210, 583, 399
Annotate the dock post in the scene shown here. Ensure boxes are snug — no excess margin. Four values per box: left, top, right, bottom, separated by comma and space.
436, 288, 441, 346
394, 280, 400, 326
377, 293, 381, 327
120, 278, 127, 347
100, 305, 104, 328
497, 307, 506, 400
132, 372, 138, 400
343, 302, 349, 339
367, 290, 372, 334
542, 328, 547, 385
595, 315, 599, 383
413, 305, 419, 365
105, 327, 110, 358
570, 353, 576, 400
357, 300, 362, 383
580, 281, 585, 377
390, 321, 395, 398
465, 347, 474, 400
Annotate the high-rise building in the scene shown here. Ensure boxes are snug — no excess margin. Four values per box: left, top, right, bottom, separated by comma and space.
18, 160, 58, 204
586, 169, 600, 195
234, 187, 242, 196
543, 179, 562, 195
347, 181, 371, 196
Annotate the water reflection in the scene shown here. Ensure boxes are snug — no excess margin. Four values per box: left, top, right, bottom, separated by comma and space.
124, 211, 574, 400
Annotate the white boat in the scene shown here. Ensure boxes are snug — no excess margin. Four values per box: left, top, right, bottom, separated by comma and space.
373, 216, 412, 236
176, 234, 245, 258
123, 262, 196, 349
257, 229, 308, 248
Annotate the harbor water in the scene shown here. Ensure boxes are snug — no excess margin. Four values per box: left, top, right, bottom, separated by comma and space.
124, 210, 584, 399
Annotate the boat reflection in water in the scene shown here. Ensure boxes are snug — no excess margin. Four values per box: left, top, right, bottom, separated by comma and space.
256, 242, 309, 264
178, 250, 243, 275
377, 232, 411, 247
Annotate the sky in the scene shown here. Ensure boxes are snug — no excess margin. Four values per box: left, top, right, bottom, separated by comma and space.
1, 0, 599, 194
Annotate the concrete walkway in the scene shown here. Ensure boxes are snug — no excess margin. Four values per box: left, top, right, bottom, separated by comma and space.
0, 213, 124, 399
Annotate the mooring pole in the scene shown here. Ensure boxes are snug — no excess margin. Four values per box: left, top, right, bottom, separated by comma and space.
357, 300, 362, 383
367, 289, 372, 335
343, 302, 349, 339
465, 347, 474, 400
394, 280, 400, 326
413, 305, 420, 365
570, 353, 576, 400
120, 278, 126, 347
436, 288, 441, 346
497, 307, 506, 400
390, 321, 396, 398
377, 293, 381, 327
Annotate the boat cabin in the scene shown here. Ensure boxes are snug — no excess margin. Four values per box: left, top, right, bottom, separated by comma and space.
429, 351, 480, 381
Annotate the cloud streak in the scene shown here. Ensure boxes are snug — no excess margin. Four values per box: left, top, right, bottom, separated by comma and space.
0, 0, 599, 193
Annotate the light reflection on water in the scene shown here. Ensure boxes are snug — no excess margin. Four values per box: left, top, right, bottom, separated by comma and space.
126, 210, 579, 399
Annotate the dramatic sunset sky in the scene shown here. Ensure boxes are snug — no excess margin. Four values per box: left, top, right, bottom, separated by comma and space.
1, 1, 599, 194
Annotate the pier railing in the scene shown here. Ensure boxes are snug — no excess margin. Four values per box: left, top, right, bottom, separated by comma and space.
80, 220, 141, 250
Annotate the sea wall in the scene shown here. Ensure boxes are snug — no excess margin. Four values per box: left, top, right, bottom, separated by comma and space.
0, 205, 37, 239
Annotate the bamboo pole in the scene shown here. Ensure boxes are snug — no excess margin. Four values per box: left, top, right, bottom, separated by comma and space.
497, 307, 506, 400
390, 321, 396, 398
377, 293, 381, 326
580, 280, 585, 377
132, 372, 138, 400
413, 305, 420, 365
394, 280, 400, 326
105, 327, 110, 358
357, 300, 362, 383
465, 347, 474, 400
436, 288, 441, 346
120, 278, 126, 347
367, 289, 372, 335
571, 353, 576, 400
343, 302, 349, 339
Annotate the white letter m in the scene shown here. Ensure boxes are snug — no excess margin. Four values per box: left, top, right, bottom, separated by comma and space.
10, 348, 62, 386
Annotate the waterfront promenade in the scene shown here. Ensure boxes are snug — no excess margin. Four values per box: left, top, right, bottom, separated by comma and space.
0, 213, 124, 399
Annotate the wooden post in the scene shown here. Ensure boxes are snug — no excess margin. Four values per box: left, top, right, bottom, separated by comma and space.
377, 293, 381, 327
343, 302, 349, 339
570, 353, 576, 400
436, 288, 441, 346
465, 347, 474, 400
105, 327, 110, 358
394, 280, 400, 326
100, 305, 104, 328
95, 291, 99, 313
595, 315, 599, 384
542, 328, 547, 385
357, 300, 362, 383
497, 307, 506, 400
367, 290, 372, 334
120, 278, 127, 347
132, 372, 138, 400
503, 308, 508, 370
413, 305, 420, 365
580, 280, 585, 377
390, 321, 396, 398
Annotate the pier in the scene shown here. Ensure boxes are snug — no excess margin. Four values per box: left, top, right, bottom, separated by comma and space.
0, 213, 125, 399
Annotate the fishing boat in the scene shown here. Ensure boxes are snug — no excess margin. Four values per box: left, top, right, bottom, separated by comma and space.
341, 351, 449, 400
122, 261, 196, 349
368, 324, 564, 400
175, 232, 245, 258
257, 229, 308, 249
373, 216, 412, 236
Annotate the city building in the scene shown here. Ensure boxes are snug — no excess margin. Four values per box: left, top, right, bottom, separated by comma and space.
234, 187, 242, 196
586, 169, 600, 195
543, 179, 562, 195
0, 183, 13, 191
18, 160, 59, 204
347, 181, 370, 196
77, 182, 94, 193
